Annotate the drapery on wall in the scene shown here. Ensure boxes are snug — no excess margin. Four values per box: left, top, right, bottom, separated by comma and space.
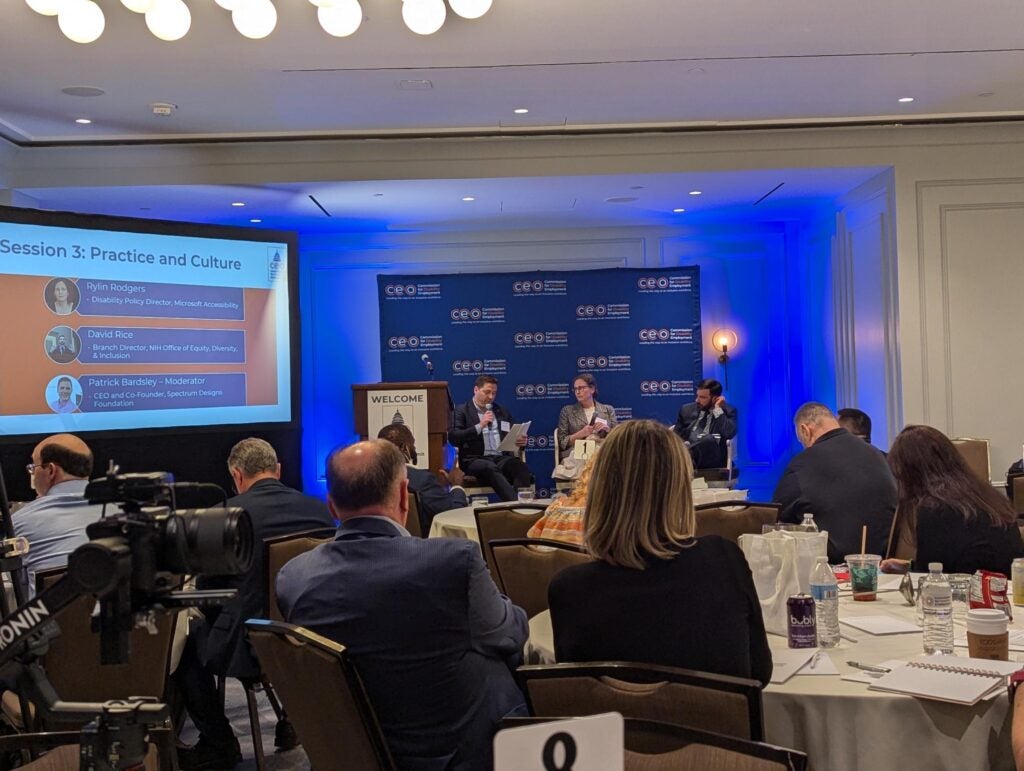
378, 267, 703, 495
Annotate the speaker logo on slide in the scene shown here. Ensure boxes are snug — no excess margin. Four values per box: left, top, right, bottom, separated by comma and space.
513, 331, 569, 348
639, 379, 695, 396
383, 282, 441, 299
386, 335, 443, 352
450, 307, 506, 324
511, 279, 567, 296
637, 327, 694, 345
451, 359, 507, 376
636, 275, 693, 293
514, 383, 570, 400
575, 303, 630, 320
576, 354, 631, 372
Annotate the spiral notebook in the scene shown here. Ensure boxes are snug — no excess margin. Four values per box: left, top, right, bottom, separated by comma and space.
867, 655, 1021, 705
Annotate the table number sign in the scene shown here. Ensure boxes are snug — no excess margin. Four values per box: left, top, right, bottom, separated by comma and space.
494, 712, 624, 771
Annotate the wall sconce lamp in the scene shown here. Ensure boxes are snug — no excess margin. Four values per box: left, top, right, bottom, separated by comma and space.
711, 329, 738, 388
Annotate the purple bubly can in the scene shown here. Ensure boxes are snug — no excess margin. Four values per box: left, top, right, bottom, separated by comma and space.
787, 594, 817, 648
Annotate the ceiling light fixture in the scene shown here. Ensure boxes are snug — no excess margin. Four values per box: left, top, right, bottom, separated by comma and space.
898, 97, 915, 103
513, 108, 529, 114
462, 196, 475, 202
27, 0, 491, 43
74, 118, 92, 124
672, 208, 685, 213
688, 190, 702, 196
250, 218, 262, 223
231, 202, 246, 207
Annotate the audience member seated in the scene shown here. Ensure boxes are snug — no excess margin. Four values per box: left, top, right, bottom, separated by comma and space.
174, 438, 335, 771
557, 373, 617, 455
449, 375, 533, 501
527, 452, 599, 546
774, 402, 896, 563
276, 439, 528, 771
548, 420, 772, 686
880, 425, 1024, 576
377, 423, 467, 532
672, 378, 737, 469
14, 434, 104, 592
837, 407, 885, 454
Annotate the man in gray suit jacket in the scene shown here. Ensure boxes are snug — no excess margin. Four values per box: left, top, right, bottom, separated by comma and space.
276, 440, 527, 771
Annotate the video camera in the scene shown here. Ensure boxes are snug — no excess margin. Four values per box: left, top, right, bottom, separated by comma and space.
0, 466, 254, 769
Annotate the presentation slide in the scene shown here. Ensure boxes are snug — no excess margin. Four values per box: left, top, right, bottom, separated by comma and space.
0, 214, 294, 436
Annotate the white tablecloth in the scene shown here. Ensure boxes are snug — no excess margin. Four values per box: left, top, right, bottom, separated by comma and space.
428, 489, 749, 545
526, 589, 1018, 771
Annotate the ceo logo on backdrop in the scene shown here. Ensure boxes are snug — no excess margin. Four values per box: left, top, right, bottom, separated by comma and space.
386, 335, 443, 351
576, 354, 631, 371
639, 379, 694, 396
636, 275, 692, 293
575, 303, 630, 320
451, 359, 507, 375
637, 328, 694, 344
513, 383, 570, 399
383, 282, 441, 299
450, 307, 506, 323
513, 331, 569, 347
511, 279, 567, 295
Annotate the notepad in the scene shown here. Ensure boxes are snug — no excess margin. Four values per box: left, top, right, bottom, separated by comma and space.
770, 648, 817, 684
867, 655, 1021, 705
840, 616, 921, 635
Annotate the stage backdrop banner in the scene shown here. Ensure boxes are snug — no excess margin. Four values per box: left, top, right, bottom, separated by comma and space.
378, 267, 702, 497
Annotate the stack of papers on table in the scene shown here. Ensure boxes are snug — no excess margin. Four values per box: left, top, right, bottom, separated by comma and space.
770, 649, 840, 683
867, 655, 1020, 705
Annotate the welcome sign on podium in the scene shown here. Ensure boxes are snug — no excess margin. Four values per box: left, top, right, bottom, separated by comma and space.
352, 381, 453, 475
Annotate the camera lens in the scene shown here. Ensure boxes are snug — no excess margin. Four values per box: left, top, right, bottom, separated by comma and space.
163, 507, 253, 575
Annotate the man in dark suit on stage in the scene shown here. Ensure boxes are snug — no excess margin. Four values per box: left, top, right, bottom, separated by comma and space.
672, 378, 738, 469
276, 439, 528, 771
175, 438, 335, 771
377, 423, 468, 532
449, 375, 533, 501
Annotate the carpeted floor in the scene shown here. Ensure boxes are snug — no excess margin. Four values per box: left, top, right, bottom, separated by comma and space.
179, 679, 310, 771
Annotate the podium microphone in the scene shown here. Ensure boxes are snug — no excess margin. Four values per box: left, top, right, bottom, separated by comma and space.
420, 353, 435, 380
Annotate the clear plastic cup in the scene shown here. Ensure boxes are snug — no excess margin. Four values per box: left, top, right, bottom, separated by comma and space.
845, 554, 881, 601
516, 486, 536, 502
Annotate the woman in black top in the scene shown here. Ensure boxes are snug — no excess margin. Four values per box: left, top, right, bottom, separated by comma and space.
547, 419, 772, 686
880, 425, 1024, 576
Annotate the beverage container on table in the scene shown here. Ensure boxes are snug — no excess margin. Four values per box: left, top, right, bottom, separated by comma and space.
965, 608, 1010, 660
845, 553, 881, 601
949, 574, 972, 621
470, 495, 490, 507
921, 562, 954, 655
1012, 558, 1024, 606
800, 513, 819, 533
809, 556, 840, 648
969, 570, 1013, 620
787, 594, 817, 649
516, 485, 535, 502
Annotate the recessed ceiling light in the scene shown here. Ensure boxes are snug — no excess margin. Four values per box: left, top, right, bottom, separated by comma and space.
250, 218, 262, 223
672, 208, 686, 213
462, 196, 475, 202
898, 97, 915, 103
61, 86, 105, 97
373, 192, 384, 197
231, 202, 245, 207
629, 185, 644, 190
75, 118, 92, 124
605, 196, 638, 204
513, 108, 529, 114
688, 190, 702, 196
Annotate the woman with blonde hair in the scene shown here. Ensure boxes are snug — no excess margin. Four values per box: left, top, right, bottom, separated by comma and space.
547, 419, 772, 685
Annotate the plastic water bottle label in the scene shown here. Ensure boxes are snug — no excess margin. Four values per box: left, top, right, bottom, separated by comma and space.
810, 585, 837, 602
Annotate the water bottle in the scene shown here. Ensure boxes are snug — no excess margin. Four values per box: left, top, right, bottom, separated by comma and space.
921, 562, 954, 655
800, 512, 819, 532
809, 556, 840, 648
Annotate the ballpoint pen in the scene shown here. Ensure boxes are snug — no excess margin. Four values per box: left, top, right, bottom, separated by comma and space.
846, 661, 891, 674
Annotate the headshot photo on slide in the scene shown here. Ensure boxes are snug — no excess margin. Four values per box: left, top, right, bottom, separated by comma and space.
45, 326, 80, 364
44, 277, 80, 316
46, 375, 82, 414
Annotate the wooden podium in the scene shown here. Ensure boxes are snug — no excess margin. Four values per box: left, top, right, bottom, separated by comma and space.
352, 381, 454, 473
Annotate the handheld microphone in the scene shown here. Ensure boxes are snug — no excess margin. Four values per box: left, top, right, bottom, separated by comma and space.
484, 403, 494, 428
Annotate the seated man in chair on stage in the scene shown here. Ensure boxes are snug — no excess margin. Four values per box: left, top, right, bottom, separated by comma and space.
449, 375, 533, 501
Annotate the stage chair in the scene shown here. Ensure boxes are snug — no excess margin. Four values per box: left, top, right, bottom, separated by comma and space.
498, 717, 806, 771
489, 538, 591, 618
516, 661, 764, 741
694, 439, 739, 489
951, 437, 991, 483
245, 620, 396, 771
473, 503, 547, 582
456, 446, 529, 501
693, 502, 780, 543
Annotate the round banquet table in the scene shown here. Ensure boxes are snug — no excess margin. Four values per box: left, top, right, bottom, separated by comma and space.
428, 488, 748, 545
525, 588, 1018, 771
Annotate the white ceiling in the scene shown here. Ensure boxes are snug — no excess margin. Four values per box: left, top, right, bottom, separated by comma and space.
3, 0, 1020, 229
